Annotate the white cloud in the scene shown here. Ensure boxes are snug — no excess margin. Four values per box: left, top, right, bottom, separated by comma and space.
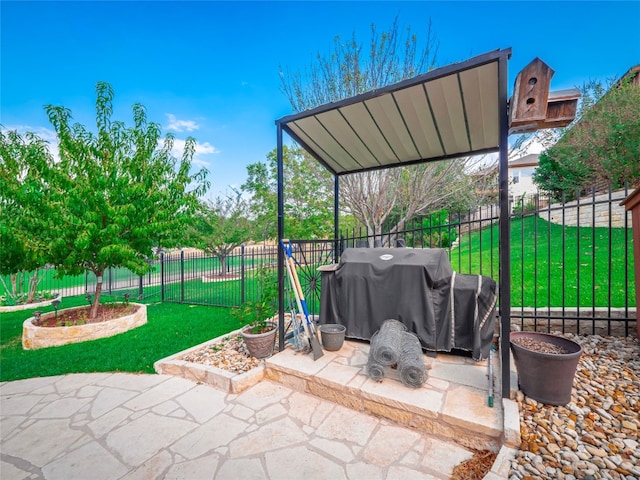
167, 137, 219, 168
165, 113, 200, 132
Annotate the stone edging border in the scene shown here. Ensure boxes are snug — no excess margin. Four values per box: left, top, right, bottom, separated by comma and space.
22, 303, 147, 350
153, 329, 265, 394
0, 295, 62, 313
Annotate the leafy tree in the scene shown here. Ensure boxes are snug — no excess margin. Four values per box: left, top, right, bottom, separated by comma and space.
242, 146, 334, 240
534, 76, 640, 200
0, 130, 53, 303
40, 82, 209, 319
280, 16, 438, 110
279, 17, 494, 243
189, 190, 250, 275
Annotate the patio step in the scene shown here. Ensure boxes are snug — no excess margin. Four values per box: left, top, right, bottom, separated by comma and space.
265, 339, 508, 452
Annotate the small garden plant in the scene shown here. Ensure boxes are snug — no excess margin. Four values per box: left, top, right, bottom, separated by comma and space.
233, 265, 278, 334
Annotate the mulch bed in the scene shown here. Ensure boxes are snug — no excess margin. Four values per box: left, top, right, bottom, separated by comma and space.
450, 449, 497, 480
36, 304, 138, 327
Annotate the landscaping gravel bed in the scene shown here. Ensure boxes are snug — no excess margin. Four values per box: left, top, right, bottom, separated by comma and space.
179, 334, 263, 373
510, 333, 640, 480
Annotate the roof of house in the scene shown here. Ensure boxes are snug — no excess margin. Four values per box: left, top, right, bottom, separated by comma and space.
508, 153, 539, 168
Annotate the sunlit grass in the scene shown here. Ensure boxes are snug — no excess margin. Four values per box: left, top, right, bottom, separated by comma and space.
450, 216, 635, 308
0, 294, 244, 382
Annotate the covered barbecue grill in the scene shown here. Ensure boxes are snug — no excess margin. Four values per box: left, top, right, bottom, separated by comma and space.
319, 248, 496, 360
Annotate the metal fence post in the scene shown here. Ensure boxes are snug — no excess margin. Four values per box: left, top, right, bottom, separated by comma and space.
180, 250, 185, 303
240, 244, 246, 304
160, 252, 165, 301
138, 275, 143, 300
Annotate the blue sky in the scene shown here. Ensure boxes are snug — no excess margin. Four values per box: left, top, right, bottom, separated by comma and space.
2, 1, 639, 197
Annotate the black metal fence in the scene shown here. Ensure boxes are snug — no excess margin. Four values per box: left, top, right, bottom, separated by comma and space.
336, 185, 636, 336
2, 186, 635, 336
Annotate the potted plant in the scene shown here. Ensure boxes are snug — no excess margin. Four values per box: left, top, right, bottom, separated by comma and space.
510, 331, 583, 406
235, 266, 278, 359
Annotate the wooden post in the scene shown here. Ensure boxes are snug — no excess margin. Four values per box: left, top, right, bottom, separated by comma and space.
620, 185, 640, 339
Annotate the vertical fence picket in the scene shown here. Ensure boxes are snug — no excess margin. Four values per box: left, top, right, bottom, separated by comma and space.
241, 244, 245, 305
561, 192, 566, 333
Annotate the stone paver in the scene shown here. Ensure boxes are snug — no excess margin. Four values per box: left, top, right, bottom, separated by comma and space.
1, 372, 490, 479
266, 339, 505, 452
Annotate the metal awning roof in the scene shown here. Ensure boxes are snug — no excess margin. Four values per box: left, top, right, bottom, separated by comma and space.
277, 48, 511, 176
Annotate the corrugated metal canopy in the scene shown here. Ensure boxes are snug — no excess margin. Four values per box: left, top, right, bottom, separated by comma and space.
277, 49, 511, 176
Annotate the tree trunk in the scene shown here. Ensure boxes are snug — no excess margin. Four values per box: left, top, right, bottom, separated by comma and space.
26, 268, 39, 303
10, 273, 18, 297
90, 271, 104, 320
219, 256, 227, 276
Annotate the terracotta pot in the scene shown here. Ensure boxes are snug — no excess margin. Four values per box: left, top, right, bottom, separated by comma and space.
241, 321, 277, 359
510, 332, 582, 406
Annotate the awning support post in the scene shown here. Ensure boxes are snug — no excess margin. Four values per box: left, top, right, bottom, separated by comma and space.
276, 122, 285, 352
334, 175, 340, 261
498, 53, 511, 398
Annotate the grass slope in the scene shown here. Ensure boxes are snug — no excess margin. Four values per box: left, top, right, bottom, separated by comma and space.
450, 216, 635, 308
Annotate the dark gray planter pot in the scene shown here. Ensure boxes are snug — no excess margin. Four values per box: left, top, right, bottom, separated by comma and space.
319, 324, 346, 351
242, 321, 277, 359
510, 332, 582, 406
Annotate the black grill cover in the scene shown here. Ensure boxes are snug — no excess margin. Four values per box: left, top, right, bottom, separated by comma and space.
438, 272, 497, 360
319, 248, 496, 360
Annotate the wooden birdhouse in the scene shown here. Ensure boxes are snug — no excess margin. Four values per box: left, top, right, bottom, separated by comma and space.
509, 57, 581, 134
510, 58, 554, 126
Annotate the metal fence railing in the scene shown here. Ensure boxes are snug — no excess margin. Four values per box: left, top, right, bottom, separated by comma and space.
336, 185, 636, 336
2, 185, 635, 336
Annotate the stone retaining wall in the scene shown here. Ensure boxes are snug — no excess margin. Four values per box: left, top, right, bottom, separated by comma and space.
544, 189, 629, 228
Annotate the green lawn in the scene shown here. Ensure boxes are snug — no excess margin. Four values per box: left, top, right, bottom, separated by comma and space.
450, 216, 635, 308
0, 294, 245, 382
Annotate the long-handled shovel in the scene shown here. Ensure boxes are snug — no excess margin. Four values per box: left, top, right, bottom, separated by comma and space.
283, 255, 312, 352
284, 268, 309, 352
281, 240, 324, 360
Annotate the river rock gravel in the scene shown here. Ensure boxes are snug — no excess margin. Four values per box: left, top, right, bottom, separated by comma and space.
509, 333, 640, 480
179, 334, 263, 373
